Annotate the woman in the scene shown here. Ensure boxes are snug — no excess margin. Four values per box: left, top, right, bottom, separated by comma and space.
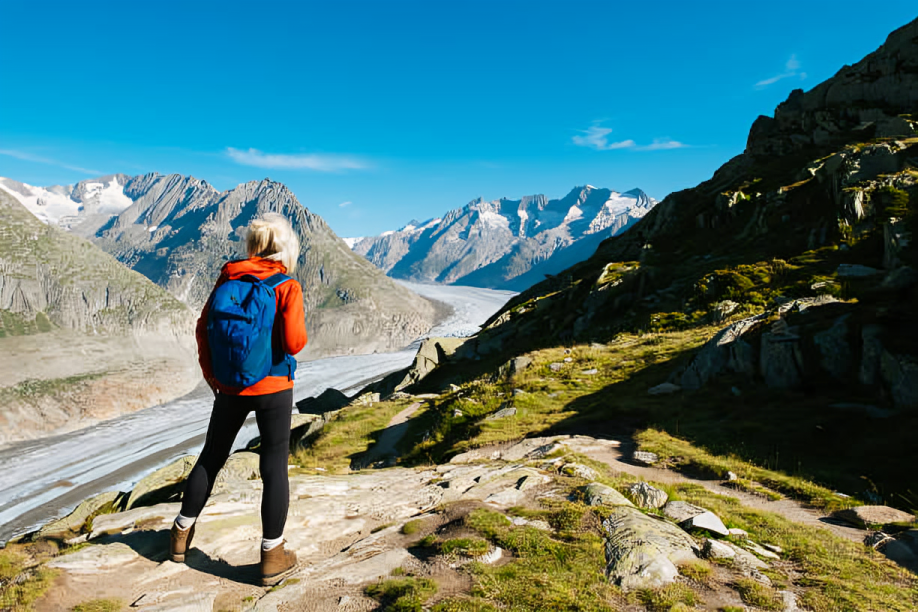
169, 213, 307, 587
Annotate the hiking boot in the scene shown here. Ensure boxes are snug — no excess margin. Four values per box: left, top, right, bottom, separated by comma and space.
261, 541, 297, 586
170, 523, 195, 563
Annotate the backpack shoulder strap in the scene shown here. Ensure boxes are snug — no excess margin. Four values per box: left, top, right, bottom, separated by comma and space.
261, 273, 293, 290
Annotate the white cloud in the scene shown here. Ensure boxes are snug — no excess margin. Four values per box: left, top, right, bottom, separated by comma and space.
226, 147, 366, 172
0, 149, 100, 175
339, 201, 352, 207
572, 126, 635, 151
572, 126, 688, 152
755, 54, 806, 88
634, 139, 688, 151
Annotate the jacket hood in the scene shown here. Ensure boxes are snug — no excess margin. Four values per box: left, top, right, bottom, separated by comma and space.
221, 257, 288, 279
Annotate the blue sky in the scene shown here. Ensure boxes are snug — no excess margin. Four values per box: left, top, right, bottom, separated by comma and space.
1, 1, 915, 237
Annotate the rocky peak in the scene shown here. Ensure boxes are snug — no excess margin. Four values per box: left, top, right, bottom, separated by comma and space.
746, 18, 918, 159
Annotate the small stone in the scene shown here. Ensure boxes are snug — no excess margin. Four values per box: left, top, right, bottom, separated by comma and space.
632, 451, 659, 466
485, 406, 517, 420
563, 357, 573, 363
479, 546, 503, 565
648, 382, 681, 395
549, 363, 563, 372
561, 463, 599, 480
449, 383, 461, 392
453, 409, 463, 417
779, 590, 799, 611
865, 531, 894, 549
513, 388, 527, 395
729, 528, 749, 539
763, 543, 783, 554
626, 482, 668, 509
744, 540, 781, 560
582, 368, 598, 375
564, 348, 572, 355
726, 471, 738, 481
663, 501, 730, 537
702, 538, 736, 560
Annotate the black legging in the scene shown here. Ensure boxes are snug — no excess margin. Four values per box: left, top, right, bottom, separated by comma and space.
180, 389, 293, 539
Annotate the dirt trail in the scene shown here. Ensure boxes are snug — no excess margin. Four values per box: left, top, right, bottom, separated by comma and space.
570, 440, 866, 543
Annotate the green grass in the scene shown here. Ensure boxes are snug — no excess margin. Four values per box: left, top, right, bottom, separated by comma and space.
72, 599, 124, 612
1, 371, 107, 401
678, 559, 714, 585
365, 577, 438, 612
440, 537, 490, 557
635, 583, 700, 611
292, 397, 417, 472
734, 578, 783, 610
0, 546, 57, 612
401, 519, 423, 535
459, 508, 618, 611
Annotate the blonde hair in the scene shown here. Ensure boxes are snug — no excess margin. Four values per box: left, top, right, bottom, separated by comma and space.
246, 213, 300, 273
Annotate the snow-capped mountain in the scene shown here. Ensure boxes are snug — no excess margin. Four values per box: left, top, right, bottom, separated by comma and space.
350, 186, 657, 291
0, 174, 135, 235
1, 172, 439, 358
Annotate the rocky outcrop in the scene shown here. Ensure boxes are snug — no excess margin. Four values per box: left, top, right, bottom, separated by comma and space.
833, 505, 916, 528
745, 20, 918, 160
602, 505, 699, 590
351, 186, 656, 291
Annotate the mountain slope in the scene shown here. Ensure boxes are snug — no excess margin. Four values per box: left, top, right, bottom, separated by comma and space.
427, 18, 918, 515
0, 189, 198, 443
350, 186, 656, 290
80, 173, 438, 358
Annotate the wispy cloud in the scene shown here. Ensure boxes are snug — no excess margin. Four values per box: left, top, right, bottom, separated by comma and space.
226, 147, 367, 172
339, 201, 352, 207
0, 149, 101, 175
755, 54, 807, 88
572, 126, 635, 151
572, 125, 687, 152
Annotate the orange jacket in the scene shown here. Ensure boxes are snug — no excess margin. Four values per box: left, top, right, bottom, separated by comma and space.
196, 257, 308, 396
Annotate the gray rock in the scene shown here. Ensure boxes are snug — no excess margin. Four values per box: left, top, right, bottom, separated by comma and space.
833, 505, 915, 528
626, 482, 668, 509
859, 325, 884, 386
663, 501, 730, 537
549, 362, 563, 372
601, 506, 699, 590
485, 405, 517, 420
760, 329, 804, 389
213, 451, 261, 494
702, 538, 736, 560
880, 351, 918, 410
648, 382, 681, 395
511, 355, 533, 375
680, 315, 763, 390
582, 368, 599, 375
744, 540, 781, 560
39, 490, 121, 536
584, 482, 635, 507
125, 455, 196, 511
836, 263, 881, 277
711, 300, 739, 322
632, 451, 659, 466
561, 463, 599, 480
813, 315, 852, 379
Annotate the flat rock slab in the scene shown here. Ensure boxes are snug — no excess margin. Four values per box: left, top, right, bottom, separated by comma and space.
833, 505, 915, 528
602, 506, 699, 590
125, 455, 196, 510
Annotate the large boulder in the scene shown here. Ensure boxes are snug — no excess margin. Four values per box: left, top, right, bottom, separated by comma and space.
212, 451, 261, 494
833, 505, 915, 528
602, 506, 699, 590
584, 483, 634, 507
38, 490, 121, 537
124, 455, 196, 511
296, 388, 350, 415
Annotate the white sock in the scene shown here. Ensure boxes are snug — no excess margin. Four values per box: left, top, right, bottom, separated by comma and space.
262, 536, 284, 551
174, 513, 196, 530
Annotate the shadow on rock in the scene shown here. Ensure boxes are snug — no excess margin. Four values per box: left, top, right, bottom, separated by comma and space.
99, 528, 262, 585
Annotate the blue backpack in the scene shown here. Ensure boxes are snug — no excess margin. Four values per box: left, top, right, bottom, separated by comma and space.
206, 273, 297, 388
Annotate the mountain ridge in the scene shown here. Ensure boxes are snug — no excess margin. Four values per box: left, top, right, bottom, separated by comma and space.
350, 185, 657, 290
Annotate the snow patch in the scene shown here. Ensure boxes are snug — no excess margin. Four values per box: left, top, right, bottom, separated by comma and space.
563, 205, 584, 223
478, 210, 510, 230
342, 237, 363, 248
0, 180, 80, 224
